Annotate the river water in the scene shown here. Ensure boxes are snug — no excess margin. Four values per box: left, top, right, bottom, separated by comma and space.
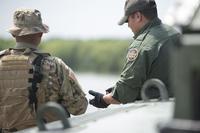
76, 73, 119, 113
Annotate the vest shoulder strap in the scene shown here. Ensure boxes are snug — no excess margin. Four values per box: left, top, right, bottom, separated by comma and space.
28, 52, 50, 111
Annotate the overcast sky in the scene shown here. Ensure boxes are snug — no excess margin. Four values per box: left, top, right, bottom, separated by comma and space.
0, 0, 174, 39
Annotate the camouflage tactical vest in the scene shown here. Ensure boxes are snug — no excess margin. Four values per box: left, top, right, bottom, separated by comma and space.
0, 48, 57, 131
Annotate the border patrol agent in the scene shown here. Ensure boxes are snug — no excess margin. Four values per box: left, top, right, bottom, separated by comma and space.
0, 9, 88, 132
89, 0, 180, 108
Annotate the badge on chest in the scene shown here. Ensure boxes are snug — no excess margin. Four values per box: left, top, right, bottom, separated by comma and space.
126, 48, 138, 62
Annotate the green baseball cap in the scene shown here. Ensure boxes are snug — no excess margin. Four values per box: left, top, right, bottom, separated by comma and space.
8, 9, 49, 36
118, 0, 157, 25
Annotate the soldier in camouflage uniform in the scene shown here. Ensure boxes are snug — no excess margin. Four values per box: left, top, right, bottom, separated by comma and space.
0, 9, 88, 132
89, 0, 180, 108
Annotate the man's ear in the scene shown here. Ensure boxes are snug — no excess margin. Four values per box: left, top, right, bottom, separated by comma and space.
135, 12, 142, 22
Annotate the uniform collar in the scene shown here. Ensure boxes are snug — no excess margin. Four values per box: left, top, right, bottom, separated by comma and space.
15, 42, 38, 50
134, 17, 161, 39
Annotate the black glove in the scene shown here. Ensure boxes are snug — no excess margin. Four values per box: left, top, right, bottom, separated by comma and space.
89, 90, 109, 108
105, 87, 113, 94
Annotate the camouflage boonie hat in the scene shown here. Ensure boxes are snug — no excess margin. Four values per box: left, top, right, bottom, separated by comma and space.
118, 0, 157, 25
8, 9, 49, 36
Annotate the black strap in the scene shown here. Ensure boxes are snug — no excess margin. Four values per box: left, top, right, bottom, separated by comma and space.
0, 128, 18, 133
28, 54, 45, 111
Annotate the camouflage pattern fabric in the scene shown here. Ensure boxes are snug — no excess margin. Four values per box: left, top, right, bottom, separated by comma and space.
0, 43, 88, 131
8, 9, 49, 36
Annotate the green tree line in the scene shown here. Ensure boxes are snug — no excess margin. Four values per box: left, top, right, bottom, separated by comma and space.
0, 38, 130, 74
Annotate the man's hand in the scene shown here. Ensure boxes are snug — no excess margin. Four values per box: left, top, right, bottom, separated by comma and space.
89, 90, 109, 108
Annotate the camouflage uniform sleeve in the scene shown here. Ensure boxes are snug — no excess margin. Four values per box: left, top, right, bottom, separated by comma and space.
111, 42, 161, 104
55, 57, 88, 115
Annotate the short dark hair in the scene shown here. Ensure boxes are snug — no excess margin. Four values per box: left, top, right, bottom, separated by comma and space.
140, 7, 158, 20
140, 0, 158, 20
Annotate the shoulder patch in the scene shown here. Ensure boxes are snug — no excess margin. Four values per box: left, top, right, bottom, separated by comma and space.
126, 48, 138, 62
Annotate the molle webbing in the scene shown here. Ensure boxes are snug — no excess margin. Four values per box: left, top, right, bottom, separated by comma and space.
0, 55, 32, 84
0, 49, 51, 129
0, 54, 32, 129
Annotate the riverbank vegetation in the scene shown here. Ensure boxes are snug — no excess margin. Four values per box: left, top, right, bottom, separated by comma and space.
0, 38, 130, 74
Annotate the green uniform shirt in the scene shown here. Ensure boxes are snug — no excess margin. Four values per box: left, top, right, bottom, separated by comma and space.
112, 18, 180, 103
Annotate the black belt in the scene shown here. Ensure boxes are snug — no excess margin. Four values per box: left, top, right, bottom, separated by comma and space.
0, 128, 18, 133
